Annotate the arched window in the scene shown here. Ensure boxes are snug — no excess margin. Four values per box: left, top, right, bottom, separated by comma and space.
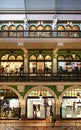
65, 25, 72, 37
58, 25, 65, 37
9, 55, 15, 60
29, 25, 37, 37
44, 25, 52, 37
65, 55, 73, 60
1, 25, 8, 37
58, 55, 65, 60
45, 55, 52, 60
16, 55, 23, 60
16, 25, 24, 37
73, 25, 80, 37
29, 55, 36, 60
9, 25, 16, 37
1, 55, 8, 60
37, 25, 44, 37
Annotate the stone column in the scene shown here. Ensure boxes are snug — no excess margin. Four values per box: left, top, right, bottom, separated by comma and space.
24, 50, 28, 73
21, 99, 26, 119
53, 49, 58, 73
55, 97, 62, 120
55, 85, 64, 120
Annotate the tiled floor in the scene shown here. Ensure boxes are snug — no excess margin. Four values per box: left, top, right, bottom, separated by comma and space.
0, 120, 81, 130
1, 126, 81, 130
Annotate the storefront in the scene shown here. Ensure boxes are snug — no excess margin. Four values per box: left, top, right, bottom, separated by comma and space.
61, 88, 81, 119
28, 50, 53, 76
57, 50, 81, 73
0, 49, 24, 75
26, 88, 55, 119
0, 89, 20, 119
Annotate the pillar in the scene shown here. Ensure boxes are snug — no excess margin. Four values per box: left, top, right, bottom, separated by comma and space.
55, 97, 62, 120
20, 99, 26, 119
24, 50, 28, 73
53, 49, 58, 73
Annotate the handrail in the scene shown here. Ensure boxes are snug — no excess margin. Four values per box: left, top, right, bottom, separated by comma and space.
0, 72, 81, 82
0, 30, 80, 38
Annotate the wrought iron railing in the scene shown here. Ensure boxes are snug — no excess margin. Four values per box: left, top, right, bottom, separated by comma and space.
0, 72, 81, 82
0, 30, 81, 38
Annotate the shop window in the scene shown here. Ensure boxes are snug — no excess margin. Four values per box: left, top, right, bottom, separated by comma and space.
0, 89, 20, 119
58, 25, 65, 37
44, 25, 52, 37
16, 25, 24, 37
1, 25, 8, 37
9, 25, 16, 37
61, 88, 81, 119
73, 25, 80, 37
27, 89, 55, 119
29, 25, 37, 37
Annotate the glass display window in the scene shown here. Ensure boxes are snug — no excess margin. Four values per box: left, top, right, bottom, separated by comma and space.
27, 97, 55, 119
0, 89, 20, 119
61, 88, 81, 119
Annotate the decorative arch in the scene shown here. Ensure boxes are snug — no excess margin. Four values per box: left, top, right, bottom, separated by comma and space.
24, 85, 57, 101
60, 85, 81, 99
0, 85, 22, 101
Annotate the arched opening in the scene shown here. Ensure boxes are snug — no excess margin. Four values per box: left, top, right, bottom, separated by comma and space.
73, 25, 80, 37
29, 25, 37, 37
9, 25, 16, 37
58, 25, 65, 37
1, 25, 8, 37
25, 86, 56, 120
0, 88, 21, 119
16, 25, 24, 37
61, 86, 81, 119
44, 25, 52, 37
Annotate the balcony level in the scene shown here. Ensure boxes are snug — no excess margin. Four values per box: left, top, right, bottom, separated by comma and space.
0, 30, 81, 49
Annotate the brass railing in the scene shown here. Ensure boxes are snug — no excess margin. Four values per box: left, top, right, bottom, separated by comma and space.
0, 30, 81, 38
